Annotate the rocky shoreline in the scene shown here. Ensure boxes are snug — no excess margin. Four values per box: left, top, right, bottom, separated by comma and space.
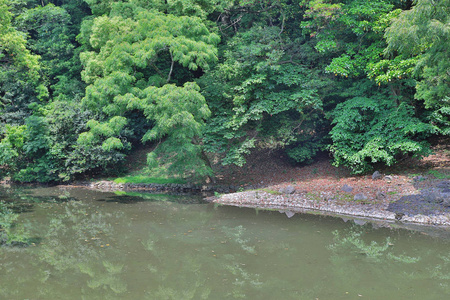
79, 176, 450, 226
208, 179, 450, 227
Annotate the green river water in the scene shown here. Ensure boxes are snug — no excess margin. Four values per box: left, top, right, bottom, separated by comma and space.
0, 186, 449, 299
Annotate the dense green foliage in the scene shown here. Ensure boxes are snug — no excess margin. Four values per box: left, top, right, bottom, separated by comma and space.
0, 0, 448, 182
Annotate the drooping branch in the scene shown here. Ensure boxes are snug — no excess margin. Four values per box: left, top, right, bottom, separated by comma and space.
167, 50, 174, 83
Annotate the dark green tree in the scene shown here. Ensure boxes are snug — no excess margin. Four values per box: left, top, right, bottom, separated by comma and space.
301, 0, 436, 173
0, 0, 42, 125
201, 0, 328, 166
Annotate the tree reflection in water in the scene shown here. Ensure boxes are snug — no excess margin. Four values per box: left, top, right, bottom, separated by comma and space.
1, 188, 450, 299
328, 224, 450, 299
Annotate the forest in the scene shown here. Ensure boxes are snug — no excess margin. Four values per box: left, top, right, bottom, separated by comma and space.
0, 0, 449, 183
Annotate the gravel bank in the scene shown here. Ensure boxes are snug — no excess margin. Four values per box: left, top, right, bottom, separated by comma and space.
210, 189, 450, 226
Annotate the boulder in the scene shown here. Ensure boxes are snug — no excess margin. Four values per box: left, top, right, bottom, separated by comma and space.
443, 199, 450, 207
376, 191, 387, 200
441, 189, 450, 207
354, 193, 368, 201
436, 181, 450, 189
395, 212, 405, 221
384, 175, 393, 181
279, 185, 296, 194
372, 171, 382, 180
413, 175, 429, 183
420, 189, 444, 204
441, 188, 450, 196
341, 184, 353, 193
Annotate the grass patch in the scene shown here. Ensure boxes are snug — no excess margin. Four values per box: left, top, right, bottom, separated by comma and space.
354, 198, 371, 204
306, 192, 322, 201
407, 173, 420, 178
244, 188, 282, 195
428, 170, 450, 180
261, 188, 282, 195
333, 192, 355, 203
336, 192, 371, 204
113, 176, 186, 185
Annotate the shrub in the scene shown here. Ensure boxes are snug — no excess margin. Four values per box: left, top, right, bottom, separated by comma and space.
328, 96, 435, 173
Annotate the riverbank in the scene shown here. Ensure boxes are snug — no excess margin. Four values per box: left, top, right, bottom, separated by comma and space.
206, 141, 450, 226
208, 179, 450, 226
80, 166, 450, 226
10, 138, 448, 227
79, 175, 450, 226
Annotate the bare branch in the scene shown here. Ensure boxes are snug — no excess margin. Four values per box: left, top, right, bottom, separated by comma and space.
167, 50, 174, 83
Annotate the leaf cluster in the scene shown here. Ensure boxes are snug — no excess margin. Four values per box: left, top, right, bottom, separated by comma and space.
328, 87, 434, 173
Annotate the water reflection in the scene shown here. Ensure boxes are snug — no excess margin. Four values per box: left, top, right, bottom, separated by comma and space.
33, 200, 126, 299
105, 191, 206, 204
0, 187, 449, 299
328, 224, 450, 299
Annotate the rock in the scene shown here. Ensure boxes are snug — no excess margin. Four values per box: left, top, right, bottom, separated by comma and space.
341, 184, 353, 193
420, 189, 444, 203
279, 185, 296, 194
376, 191, 387, 200
285, 211, 296, 218
413, 175, 427, 182
372, 171, 382, 180
436, 181, 450, 189
395, 213, 405, 221
441, 189, 450, 207
443, 198, 450, 207
441, 188, 450, 196
354, 193, 368, 201
354, 219, 367, 226
384, 175, 393, 181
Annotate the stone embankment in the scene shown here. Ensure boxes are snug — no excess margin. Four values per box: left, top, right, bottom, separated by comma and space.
208, 178, 450, 226
88, 180, 237, 194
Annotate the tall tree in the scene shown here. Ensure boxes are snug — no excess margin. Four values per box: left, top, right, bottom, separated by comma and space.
201, 0, 328, 166
0, 0, 42, 125
78, 3, 220, 178
384, 0, 450, 134
15, 3, 86, 101
301, 0, 436, 173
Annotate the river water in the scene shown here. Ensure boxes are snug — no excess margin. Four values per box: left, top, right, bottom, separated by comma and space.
1, 186, 449, 299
